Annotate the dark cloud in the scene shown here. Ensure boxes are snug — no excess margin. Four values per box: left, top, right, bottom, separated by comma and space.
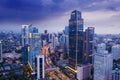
0, 0, 68, 23
0, 0, 120, 23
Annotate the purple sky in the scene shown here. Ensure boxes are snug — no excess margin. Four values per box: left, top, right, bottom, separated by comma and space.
0, 0, 120, 34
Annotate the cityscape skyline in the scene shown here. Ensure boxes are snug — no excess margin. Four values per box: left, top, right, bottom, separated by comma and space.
0, 0, 120, 34
0, 9, 120, 80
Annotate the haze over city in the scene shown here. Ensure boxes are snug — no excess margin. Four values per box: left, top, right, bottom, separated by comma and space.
0, 0, 120, 34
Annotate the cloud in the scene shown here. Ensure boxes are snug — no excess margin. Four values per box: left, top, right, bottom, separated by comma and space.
83, 10, 120, 34
0, 0, 120, 23
0, 0, 120, 33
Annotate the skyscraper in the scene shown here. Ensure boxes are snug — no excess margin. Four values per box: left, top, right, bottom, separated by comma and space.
69, 10, 84, 68
29, 32, 41, 68
21, 45, 28, 64
21, 24, 33, 66
64, 26, 69, 58
21, 25, 33, 47
21, 25, 41, 68
94, 43, 113, 80
83, 27, 94, 64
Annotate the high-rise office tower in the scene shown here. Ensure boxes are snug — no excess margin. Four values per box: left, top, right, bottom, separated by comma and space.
21, 24, 33, 66
94, 43, 113, 80
69, 10, 84, 68
21, 45, 28, 64
30, 33, 41, 68
36, 55, 45, 80
21, 25, 33, 47
83, 27, 94, 64
21, 25, 41, 68
64, 26, 69, 58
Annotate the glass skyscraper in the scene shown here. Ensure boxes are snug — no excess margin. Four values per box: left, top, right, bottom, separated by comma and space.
69, 10, 84, 68
85, 27, 94, 64
21, 25, 41, 68
21, 25, 33, 47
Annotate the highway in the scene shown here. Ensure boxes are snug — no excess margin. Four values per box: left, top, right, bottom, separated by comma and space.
46, 68, 70, 80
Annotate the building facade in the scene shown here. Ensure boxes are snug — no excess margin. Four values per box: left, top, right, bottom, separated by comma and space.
94, 43, 113, 80
21, 25, 41, 68
83, 27, 94, 64
112, 45, 120, 60
77, 64, 92, 80
21, 25, 33, 47
64, 26, 69, 58
36, 55, 45, 80
69, 10, 84, 68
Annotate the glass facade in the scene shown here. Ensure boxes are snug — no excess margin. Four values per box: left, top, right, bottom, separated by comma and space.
69, 10, 84, 68
21, 25, 41, 68
21, 46, 28, 64
85, 27, 94, 64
